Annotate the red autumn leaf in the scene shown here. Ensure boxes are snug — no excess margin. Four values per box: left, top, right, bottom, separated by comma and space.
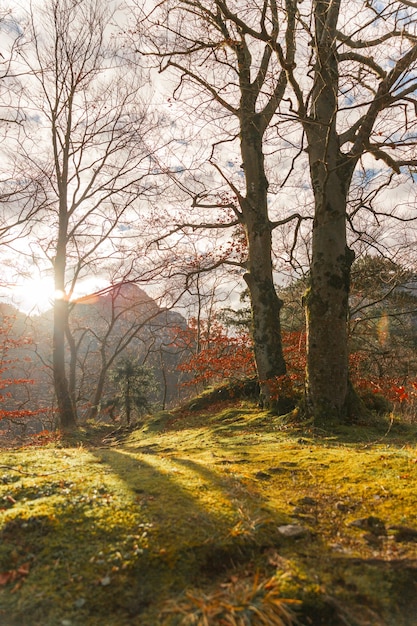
0, 315, 43, 422
0, 562, 30, 586
0, 571, 14, 586
17, 563, 30, 576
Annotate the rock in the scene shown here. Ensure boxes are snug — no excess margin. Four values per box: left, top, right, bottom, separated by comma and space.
297, 496, 317, 506
335, 501, 350, 512
363, 532, 383, 547
277, 524, 309, 539
329, 542, 350, 553
255, 471, 271, 480
348, 516, 386, 536
389, 525, 417, 543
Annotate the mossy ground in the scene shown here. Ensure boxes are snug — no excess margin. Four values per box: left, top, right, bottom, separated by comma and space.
1, 401, 417, 625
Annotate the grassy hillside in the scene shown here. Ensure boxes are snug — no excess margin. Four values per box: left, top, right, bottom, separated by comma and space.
1, 398, 417, 625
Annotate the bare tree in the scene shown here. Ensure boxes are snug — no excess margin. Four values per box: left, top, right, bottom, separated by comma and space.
14, 0, 158, 429
70, 280, 185, 421
0, 8, 45, 257
272, 0, 417, 420
138, 0, 305, 408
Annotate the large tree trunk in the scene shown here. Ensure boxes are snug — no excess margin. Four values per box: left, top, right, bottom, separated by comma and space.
304, 0, 357, 420
240, 120, 287, 409
52, 238, 77, 430
304, 166, 354, 419
53, 298, 78, 429
244, 262, 287, 408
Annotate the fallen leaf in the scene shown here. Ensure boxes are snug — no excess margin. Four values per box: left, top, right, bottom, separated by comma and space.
0, 562, 30, 586
0, 572, 14, 586
17, 563, 30, 576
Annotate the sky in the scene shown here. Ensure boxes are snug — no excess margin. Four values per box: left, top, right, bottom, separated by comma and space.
1, 0, 417, 317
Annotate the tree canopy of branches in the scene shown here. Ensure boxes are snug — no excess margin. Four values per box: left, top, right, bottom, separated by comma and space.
14, 0, 157, 429
140, 0, 305, 408
2, 0, 417, 429
0, 9, 46, 255
280, 0, 417, 419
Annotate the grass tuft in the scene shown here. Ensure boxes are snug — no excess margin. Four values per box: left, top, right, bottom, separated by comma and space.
161, 573, 300, 626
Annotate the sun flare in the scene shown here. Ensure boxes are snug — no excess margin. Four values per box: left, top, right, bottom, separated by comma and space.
13, 276, 60, 314
9, 273, 110, 314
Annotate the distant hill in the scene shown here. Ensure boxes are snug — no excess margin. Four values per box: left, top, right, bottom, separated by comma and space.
0, 283, 190, 432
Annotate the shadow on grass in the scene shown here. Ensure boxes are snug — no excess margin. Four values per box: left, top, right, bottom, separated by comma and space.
93, 446, 287, 549
86, 448, 295, 622
91, 448, 417, 626
305, 417, 417, 448
1, 491, 153, 625
1, 445, 272, 626
141, 402, 262, 435
136, 401, 417, 454
1, 436, 416, 626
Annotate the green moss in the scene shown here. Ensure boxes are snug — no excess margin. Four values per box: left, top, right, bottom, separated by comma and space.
1, 403, 417, 624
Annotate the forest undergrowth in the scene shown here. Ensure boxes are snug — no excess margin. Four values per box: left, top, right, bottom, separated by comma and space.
1, 398, 417, 625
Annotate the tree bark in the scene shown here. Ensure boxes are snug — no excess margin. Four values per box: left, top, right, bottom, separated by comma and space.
304, 164, 354, 418
240, 120, 287, 409
53, 299, 77, 429
52, 224, 77, 430
304, 0, 356, 420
